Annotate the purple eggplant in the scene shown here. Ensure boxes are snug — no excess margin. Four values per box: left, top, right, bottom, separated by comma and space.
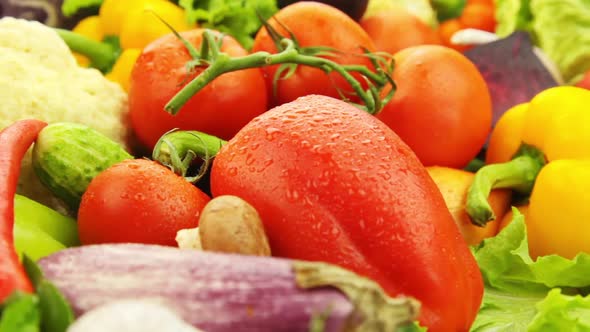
463, 31, 560, 128
38, 244, 419, 332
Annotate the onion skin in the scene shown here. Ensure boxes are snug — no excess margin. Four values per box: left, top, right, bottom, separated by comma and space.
39, 244, 419, 332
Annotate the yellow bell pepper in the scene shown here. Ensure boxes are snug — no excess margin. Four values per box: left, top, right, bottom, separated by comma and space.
466, 86, 590, 259
61, 0, 194, 91
105, 48, 142, 92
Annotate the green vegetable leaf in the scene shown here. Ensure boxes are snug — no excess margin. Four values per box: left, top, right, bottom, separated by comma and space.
470, 287, 544, 331
62, 0, 104, 17
179, 0, 279, 50
22, 256, 75, 332
37, 281, 75, 332
23, 255, 44, 288
530, 0, 590, 83
0, 292, 40, 332
494, 0, 590, 83
470, 209, 590, 331
494, 0, 533, 37
528, 289, 590, 331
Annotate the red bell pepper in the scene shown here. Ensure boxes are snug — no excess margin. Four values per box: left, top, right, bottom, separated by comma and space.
0, 119, 47, 301
210, 95, 484, 332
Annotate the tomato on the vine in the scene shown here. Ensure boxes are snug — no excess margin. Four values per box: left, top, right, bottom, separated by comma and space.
129, 29, 268, 150
251, 2, 377, 107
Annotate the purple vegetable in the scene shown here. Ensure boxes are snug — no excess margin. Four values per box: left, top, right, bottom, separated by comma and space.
0, 0, 90, 28
464, 31, 560, 127
38, 244, 419, 332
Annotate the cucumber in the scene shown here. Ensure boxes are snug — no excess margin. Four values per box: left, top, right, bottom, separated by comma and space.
32, 122, 133, 211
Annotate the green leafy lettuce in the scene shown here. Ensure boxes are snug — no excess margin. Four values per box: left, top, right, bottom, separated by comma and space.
494, 0, 590, 83
471, 209, 590, 331
61, 0, 104, 17
179, 0, 279, 50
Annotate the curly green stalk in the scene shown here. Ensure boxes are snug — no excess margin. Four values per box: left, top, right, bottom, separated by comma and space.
165, 29, 395, 116
152, 129, 227, 182
466, 144, 546, 226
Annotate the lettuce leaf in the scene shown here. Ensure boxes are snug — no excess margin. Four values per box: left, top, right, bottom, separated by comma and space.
530, 0, 590, 84
528, 289, 590, 331
494, 0, 533, 37
471, 209, 590, 331
179, 0, 278, 50
494, 0, 590, 83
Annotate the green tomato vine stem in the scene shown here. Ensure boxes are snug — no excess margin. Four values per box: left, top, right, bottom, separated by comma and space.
165, 29, 395, 116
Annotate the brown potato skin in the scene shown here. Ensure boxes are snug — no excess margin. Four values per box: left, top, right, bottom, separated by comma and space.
199, 195, 271, 256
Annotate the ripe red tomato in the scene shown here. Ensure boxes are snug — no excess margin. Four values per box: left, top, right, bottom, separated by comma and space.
78, 159, 211, 246
377, 45, 492, 168
129, 29, 268, 150
251, 1, 376, 107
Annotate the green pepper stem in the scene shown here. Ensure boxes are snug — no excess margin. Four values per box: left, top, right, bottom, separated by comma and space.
55, 29, 118, 73
165, 30, 394, 116
152, 130, 227, 180
466, 144, 546, 226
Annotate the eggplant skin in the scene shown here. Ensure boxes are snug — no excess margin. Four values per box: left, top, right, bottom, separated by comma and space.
39, 244, 355, 332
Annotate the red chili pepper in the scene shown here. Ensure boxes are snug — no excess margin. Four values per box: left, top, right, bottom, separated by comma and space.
0, 119, 47, 301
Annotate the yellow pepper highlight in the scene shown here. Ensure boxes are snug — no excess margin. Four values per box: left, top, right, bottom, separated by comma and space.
467, 86, 590, 259
69, 0, 194, 91
105, 49, 142, 92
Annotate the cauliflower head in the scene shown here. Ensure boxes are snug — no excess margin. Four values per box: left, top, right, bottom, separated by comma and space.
0, 17, 129, 212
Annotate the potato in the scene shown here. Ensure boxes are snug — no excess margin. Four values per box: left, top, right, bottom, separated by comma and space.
198, 195, 271, 256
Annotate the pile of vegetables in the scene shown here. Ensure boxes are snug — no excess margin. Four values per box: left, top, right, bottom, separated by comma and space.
1, 0, 590, 331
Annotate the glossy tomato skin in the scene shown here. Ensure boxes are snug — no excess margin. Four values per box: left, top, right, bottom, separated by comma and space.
211, 95, 484, 332
129, 29, 268, 150
360, 9, 441, 55
377, 45, 492, 168
78, 159, 210, 246
251, 2, 376, 107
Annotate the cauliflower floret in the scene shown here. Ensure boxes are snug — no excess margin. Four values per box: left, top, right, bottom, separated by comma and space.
0, 17, 129, 212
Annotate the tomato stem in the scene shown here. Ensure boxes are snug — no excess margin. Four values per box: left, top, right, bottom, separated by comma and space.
466, 144, 546, 226
152, 129, 227, 182
165, 29, 395, 116
55, 29, 119, 73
